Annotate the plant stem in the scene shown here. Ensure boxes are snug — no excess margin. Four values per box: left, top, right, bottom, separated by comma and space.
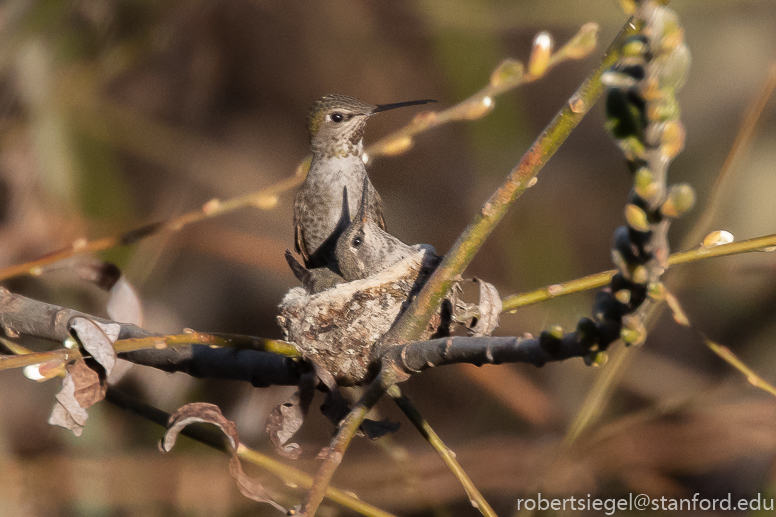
300, 374, 390, 516
388, 385, 497, 517
378, 17, 639, 350
500, 231, 776, 312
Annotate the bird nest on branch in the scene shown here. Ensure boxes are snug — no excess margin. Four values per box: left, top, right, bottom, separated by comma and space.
277, 248, 450, 386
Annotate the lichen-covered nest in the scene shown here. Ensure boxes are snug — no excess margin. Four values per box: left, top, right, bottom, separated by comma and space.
277, 248, 445, 385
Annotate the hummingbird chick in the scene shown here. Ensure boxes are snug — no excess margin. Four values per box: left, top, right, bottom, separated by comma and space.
293, 94, 435, 272
336, 178, 437, 282
284, 250, 345, 294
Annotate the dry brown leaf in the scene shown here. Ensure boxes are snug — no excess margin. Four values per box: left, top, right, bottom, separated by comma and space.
469, 278, 502, 337
162, 402, 286, 513
67, 360, 107, 408
47, 360, 106, 436
69, 317, 119, 376
228, 456, 286, 512
267, 390, 309, 459
161, 402, 239, 452
48, 373, 89, 436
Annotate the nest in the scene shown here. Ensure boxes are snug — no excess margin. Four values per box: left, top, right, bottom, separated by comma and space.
277, 248, 446, 385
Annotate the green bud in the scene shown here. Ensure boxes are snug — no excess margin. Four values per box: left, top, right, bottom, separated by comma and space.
625, 204, 650, 232
584, 351, 609, 367
655, 43, 691, 93
556, 23, 599, 60
490, 59, 524, 88
661, 183, 695, 218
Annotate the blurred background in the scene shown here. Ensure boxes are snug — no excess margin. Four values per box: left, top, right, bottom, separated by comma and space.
1, 1, 776, 515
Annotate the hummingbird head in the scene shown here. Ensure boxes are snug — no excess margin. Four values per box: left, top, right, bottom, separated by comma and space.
336, 177, 414, 281
307, 94, 436, 158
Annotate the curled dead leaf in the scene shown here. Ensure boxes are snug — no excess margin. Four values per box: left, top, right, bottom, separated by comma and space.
69, 317, 119, 376
48, 373, 89, 436
267, 386, 313, 459
469, 279, 503, 337
162, 403, 286, 512
48, 360, 106, 436
161, 402, 239, 452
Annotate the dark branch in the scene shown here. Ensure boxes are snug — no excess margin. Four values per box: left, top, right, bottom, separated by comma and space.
0, 287, 301, 387
385, 332, 592, 374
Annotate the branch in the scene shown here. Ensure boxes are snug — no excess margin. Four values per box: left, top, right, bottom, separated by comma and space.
376, 17, 639, 354
0, 287, 301, 387
364, 24, 600, 163
300, 374, 389, 516
0, 157, 310, 282
500, 232, 776, 312
386, 333, 592, 374
388, 386, 496, 517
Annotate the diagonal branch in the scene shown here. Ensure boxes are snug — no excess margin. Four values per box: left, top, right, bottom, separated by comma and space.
300, 374, 390, 517
388, 385, 497, 517
500, 231, 776, 312
0, 158, 310, 282
376, 17, 640, 354
365, 23, 600, 163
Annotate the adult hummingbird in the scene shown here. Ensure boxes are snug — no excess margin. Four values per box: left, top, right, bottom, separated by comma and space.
336, 177, 437, 281
293, 94, 435, 272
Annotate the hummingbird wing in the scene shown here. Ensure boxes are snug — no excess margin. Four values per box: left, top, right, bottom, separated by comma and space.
294, 222, 311, 265
292, 187, 312, 264
285, 249, 311, 285
369, 185, 387, 231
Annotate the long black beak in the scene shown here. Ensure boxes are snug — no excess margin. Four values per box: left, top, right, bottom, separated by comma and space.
372, 99, 436, 113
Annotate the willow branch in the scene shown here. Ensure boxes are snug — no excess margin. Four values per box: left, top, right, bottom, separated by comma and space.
376, 18, 639, 353
300, 374, 390, 517
388, 385, 497, 517
500, 231, 776, 312
0, 157, 309, 282
365, 23, 599, 163
0, 287, 301, 386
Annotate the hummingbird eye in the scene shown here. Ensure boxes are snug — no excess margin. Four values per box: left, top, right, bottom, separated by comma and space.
352, 236, 363, 248
330, 113, 344, 123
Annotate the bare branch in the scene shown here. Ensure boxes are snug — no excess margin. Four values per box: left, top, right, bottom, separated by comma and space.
376, 18, 640, 353
0, 287, 301, 387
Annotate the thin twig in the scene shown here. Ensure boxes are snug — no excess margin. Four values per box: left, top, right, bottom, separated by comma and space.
388, 385, 497, 517
365, 24, 600, 163
664, 290, 776, 398
681, 62, 776, 250
500, 231, 776, 311
0, 158, 309, 281
300, 374, 390, 517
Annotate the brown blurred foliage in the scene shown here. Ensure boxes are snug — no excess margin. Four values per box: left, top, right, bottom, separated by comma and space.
1, 1, 776, 516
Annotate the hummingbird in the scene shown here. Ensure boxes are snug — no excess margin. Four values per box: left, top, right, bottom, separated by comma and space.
284, 249, 345, 294
336, 177, 437, 282
285, 187, 352, 294
293, 94, 435, 273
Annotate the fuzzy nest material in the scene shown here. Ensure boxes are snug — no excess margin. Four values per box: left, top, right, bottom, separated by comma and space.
277, 248, 444, 385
